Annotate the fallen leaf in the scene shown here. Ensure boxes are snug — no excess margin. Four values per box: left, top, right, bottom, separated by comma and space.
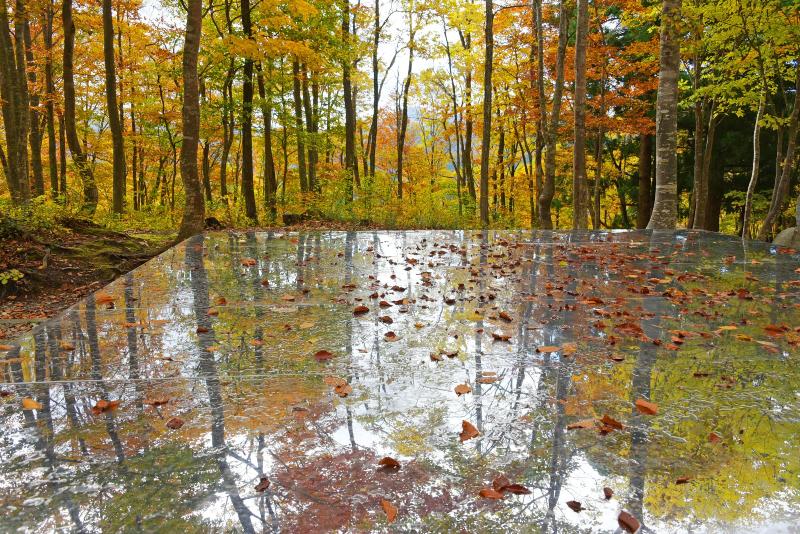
459, 420, 480, 442
503, 484, 532, 495
708, 432, 721, 444
144, 398, 169, 407
378, 457, 401, 471
380, 499, 397, 523
676, 476, 691, 484
22, 398, 42, 410
618, 511, 641, 533
600, 414, 624, 430
59, 341, 75, 351
567, 419, 596, 430
477, 376, 497, 384
255, 477, 270, 492
603, 487, 613, 499
537, 345, 561, 353
383, 331, 400, 342
96, 294, 114, 305
353, 305, 370, 315
0, 344, 15, 351
454, 384, 472, 396
334, 383, 352, 397
241, 258, 257, 266
196, 326, 209, 334
635, 398, 659, 415
429, 352, 443, 362
324, 376, 347, 387
566, 500, 583, 512
492, 475, 511, 492
314, 350, 334, 361
379, 315, 393, 324
91, 399, 120, 415
499, 311, 513, 322
491, 332, 511, 342
478, 488, 504, 500
166, 417, 184, 429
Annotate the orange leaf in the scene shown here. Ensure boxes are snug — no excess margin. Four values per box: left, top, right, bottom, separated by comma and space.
459, 420, 480, 442
378, 456, 401, 470
478, 488, 504, 499
314, 350, 334, 361
454, 384, 472, 396
22, 397, 42, 410
380, 499, 397, 523
635, 398, 658, 415
567, 419, 596, 430
536, 345, 561, 353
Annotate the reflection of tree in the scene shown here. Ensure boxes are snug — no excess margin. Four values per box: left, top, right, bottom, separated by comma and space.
186, 234, 257, 534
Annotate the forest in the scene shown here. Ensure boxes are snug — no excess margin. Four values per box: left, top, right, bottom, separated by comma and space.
0, 0, 799, 239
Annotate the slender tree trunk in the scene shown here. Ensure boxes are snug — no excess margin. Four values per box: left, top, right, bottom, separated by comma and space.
58, 113, 67, 195
62, 0, 97, 212
103, 0, 126, 213
741, 95, 764, 239
479, 0, 493, 226
368, 0, 381, 177
220, 60, 234, 199
177, 0, 204, 240
637, 133, 653, 228
647, 0, 682, 230
292, 59, 308, 193
463, 34, 476, 201
240, 0, 257, 221
689, 58, 704, 228
302, 67, 318, 192
396, 11, 415, 201
342, 0, 356, 200
23, 19, 44, 198
534, 0, 545, 228
759, 67, 800, 240
538, 0, 569, 229
694, 101, 716, 229
44, 1, 58, 200
257, 63, 277, 220
593, 129, 603, 229
572, 0, 589, 229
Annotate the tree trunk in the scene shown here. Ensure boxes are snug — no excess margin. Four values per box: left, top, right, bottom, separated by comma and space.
292, 59, 308, 193
758, 67, 800, 240
177, 0, 204, 240
0, 0, 31, 204
62, 0, 97, 212
689, 59, 704, 229
103, 0, 126, 213
479, 0, 493, 226
538, 0, 569, 229
220, 59, 234, 199
741, 95, 764, 239
257, 63, 278, 221
23, 19, 44, 198
647, 0, 682, 230
637, 133, 653, 228
397, 11, 414, 201
342, 0, 356, 200
302, 67, 318, 192
44, 1, 58, 200
240, 0, 257, 222
572, 0, 589, 229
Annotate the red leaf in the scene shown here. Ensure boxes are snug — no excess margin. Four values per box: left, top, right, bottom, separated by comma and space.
378, 456, 401, 471
353, 305, 370, 315
255, 477, 270, 492
566, 500, 583, 512
603, 487, 613, 500
314, 350, 334, 362
459, 420, 480, 442
618, 511, 641, 533
380, 499, 397, 523
635, 398, 658, 415
478, 488, 504, 499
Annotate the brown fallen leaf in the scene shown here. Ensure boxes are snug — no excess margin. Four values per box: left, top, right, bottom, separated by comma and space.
166, 417, 185, 429
478, 488, 504, 500
378, 457, 401, 471
334, 383, 353, 397
566, 500, 583, 512
96, 294, 114, 305
381, 499, 398, 523
708, 432, 721, 444
383, 331, 400, 342
600, 414, 624, 430
323, 376, 347, 387
144, 398, 169, 407
196, 326, 209, 334
477, 376, 497, 384
618, 511, 641, 533
503, 484, 532, 495
379, 315, 393, 324
492, 475, 511, 492
537, 345, 561, 353
635, 398, 659, 415
241, 258, 257, 266
353, 305, 370, 315
22, 397, 42, 410
314, 350, 334, 361
459, 420, 480, 442
603, 487, 614, 500
91, 399, 120, 415
567, 419, 596, 430
430, 352, 443, 362
499, 311, 513, 322
59, 341, 76, 351
454, 384, 472, 396
491, 332, 511, 342
676, 476, 691, 484
255, 477, 270, 492
0, 344, 15, 351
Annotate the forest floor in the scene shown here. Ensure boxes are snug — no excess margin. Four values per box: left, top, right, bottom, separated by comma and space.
0, 218, 380, 340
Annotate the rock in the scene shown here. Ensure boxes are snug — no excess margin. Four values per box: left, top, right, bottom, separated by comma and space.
773, 227, 800, 248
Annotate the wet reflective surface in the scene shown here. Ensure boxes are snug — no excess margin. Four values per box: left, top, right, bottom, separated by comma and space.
1, 230, 799, 533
